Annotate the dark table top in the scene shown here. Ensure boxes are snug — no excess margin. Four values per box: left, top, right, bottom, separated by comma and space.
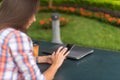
34, 40, 120, 80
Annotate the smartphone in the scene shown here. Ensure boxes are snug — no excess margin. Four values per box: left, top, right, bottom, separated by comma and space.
66, 44, 74, 52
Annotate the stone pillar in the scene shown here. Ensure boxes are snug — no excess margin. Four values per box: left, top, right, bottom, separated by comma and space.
51, 13, 63, 44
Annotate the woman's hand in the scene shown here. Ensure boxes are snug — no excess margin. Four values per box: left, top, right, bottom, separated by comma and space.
36, 46, 69, 65
51, 46, 69, 69
36, 55, 52, 64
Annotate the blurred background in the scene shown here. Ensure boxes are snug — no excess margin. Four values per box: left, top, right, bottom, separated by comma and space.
1, 0, 120, 51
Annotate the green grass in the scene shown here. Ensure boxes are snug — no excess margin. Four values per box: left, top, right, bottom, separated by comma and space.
27, 12, 120, 51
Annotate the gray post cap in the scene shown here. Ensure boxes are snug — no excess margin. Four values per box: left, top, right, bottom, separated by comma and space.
51, 13, 59, 20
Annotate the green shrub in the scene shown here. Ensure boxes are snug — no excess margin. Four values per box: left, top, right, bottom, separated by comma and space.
39, 6, 120, 27
40, 0, 120, 11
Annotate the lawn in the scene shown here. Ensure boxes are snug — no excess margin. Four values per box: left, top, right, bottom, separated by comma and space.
27, 12, 120, 51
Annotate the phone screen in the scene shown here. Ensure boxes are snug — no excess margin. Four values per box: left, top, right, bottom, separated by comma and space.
66, 44, 74, 52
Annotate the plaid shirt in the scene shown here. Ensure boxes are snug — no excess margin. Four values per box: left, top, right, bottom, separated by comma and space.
0, 28, 45, 80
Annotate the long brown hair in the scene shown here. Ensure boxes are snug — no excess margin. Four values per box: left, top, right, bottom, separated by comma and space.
0, 0, 38, 32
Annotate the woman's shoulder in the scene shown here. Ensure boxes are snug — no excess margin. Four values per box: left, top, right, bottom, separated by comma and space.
0, 28, 29, 39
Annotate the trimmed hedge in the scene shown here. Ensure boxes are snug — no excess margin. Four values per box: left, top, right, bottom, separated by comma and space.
40, 0, 120, 11
39, 6, 120, 27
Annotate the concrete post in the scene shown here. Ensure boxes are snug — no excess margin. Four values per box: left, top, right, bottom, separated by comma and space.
51, 13, 63, 44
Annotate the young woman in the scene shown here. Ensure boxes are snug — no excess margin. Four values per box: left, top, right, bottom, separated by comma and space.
0, 0, 69, 80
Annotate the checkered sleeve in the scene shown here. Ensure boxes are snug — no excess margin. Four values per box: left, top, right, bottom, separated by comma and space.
8, 31, 45, 80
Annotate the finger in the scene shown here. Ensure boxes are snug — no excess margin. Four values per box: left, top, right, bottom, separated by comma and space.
64, 51, 70, 57
48, 61, 52, 64
56, 46, 63, 54
47, 56, 52, 64
48, 55, 51, 58
60, 48, 68, 55
52, 51, 55, 56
